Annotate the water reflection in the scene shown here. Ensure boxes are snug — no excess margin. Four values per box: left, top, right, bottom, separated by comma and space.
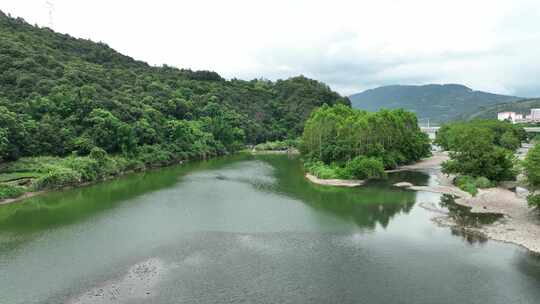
449, 227, 489, 245
439, 194, 502, 227
0, 155, 252, 233
257, 155, 429, 230
438, 194, 502, 246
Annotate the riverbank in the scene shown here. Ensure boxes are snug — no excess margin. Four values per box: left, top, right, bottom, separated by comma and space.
0, 153, 188, 206
249, 148, 300, 155
305, 173, 365, 187
304, 152, 449, 187
0, 190, 46, 205
394, 151, 540, 254
0, 148, 299, 206
449, 188, 540, 254
387, 151, 449, 172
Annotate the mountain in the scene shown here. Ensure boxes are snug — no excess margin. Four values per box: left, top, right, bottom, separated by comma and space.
349, 84, 521, 123
0, 11, 349, 161
462, 98, 540, 120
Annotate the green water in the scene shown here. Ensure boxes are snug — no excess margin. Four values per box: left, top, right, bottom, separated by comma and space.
0, 154, 539, 304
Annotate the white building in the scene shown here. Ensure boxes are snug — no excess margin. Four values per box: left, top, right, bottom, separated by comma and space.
531, 108, 540, 121
497, 111, 517, 122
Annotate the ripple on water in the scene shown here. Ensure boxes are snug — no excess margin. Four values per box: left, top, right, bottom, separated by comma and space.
67, 258, 166, 304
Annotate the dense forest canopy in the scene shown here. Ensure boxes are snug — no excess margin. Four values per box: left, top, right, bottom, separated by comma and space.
0, 11, 349, 162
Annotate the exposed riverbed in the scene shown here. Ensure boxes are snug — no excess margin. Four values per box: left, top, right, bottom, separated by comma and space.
0, 154, 539, 304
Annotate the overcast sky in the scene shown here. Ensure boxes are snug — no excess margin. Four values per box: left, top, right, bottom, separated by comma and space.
2, 0, 540, 96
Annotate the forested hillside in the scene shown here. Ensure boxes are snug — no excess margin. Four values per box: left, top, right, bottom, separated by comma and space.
349, 84, 520, 122
0, 11, 349, 162
462, 98, 540, 120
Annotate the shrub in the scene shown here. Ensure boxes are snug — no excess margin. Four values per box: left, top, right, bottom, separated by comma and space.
345, 156, 386, 180
135, 145, 174, 166
527, 194, 540, 209
455, 175, 478, 196
89, 147, 108, 163
382, 151, 406, 170
64, 157, 101, 181
475, 176, 493, 188
0, 184, 25, 199
34, 165, 82, 190
254, 140, 292, 151
524, 143, 540, 186
304, 161, 340, 179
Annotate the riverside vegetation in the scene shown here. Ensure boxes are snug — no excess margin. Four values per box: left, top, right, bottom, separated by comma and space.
435, 120, 528, 196
252, 139, 299, 152
524, 142, 540, 208
300, 104, 431, 181
0, 11, 349, 200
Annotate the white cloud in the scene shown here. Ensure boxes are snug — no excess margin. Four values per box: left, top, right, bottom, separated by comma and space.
2, 0, 540, 96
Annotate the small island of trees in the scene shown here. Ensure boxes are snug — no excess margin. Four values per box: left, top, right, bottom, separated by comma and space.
300, 104, 431, 180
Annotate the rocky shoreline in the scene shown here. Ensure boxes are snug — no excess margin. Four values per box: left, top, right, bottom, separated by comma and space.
394, 152, 540, 254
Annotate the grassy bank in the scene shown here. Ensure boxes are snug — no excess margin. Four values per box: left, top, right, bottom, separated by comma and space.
0, 146, 200, 203
304, 156, 387, 181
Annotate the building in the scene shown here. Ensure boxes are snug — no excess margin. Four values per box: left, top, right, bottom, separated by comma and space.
531, 109, 540, 121
497, 111, 517, 122
497, 109, 540, 123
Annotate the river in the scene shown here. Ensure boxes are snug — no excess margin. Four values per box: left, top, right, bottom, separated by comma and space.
0, 154, 539, 304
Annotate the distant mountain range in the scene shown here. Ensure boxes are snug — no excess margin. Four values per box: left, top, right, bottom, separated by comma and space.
349, 84, 522, 122
462, 98, 540, 121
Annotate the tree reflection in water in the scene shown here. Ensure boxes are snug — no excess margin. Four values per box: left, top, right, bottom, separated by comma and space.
439, 194, 502, 245
258, 155, 429, 230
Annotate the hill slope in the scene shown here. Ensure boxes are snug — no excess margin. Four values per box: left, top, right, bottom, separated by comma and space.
349, 84, 520, 122
462, 98, 540, 120
0, 11, 349, 161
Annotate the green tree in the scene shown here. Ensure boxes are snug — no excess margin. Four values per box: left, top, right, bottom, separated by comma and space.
84, 109, 124, 153
524, 143, 540, 186
0, 11, 350, 165
441, 127, 516, 181
0, 128, 8, 161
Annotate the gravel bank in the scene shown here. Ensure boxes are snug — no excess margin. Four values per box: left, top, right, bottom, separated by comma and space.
452, 188, 540, 254
305, 173, 365, 187
398, 151, 540, 254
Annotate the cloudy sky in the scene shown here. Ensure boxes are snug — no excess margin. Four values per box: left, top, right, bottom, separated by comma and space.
3, 0, 540, 96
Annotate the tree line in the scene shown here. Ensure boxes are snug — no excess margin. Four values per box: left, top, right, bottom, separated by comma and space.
300, 104, 431, 180
0, 11, 349, 163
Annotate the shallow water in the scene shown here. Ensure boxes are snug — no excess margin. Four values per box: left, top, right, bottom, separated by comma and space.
0, 154, 539, 304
